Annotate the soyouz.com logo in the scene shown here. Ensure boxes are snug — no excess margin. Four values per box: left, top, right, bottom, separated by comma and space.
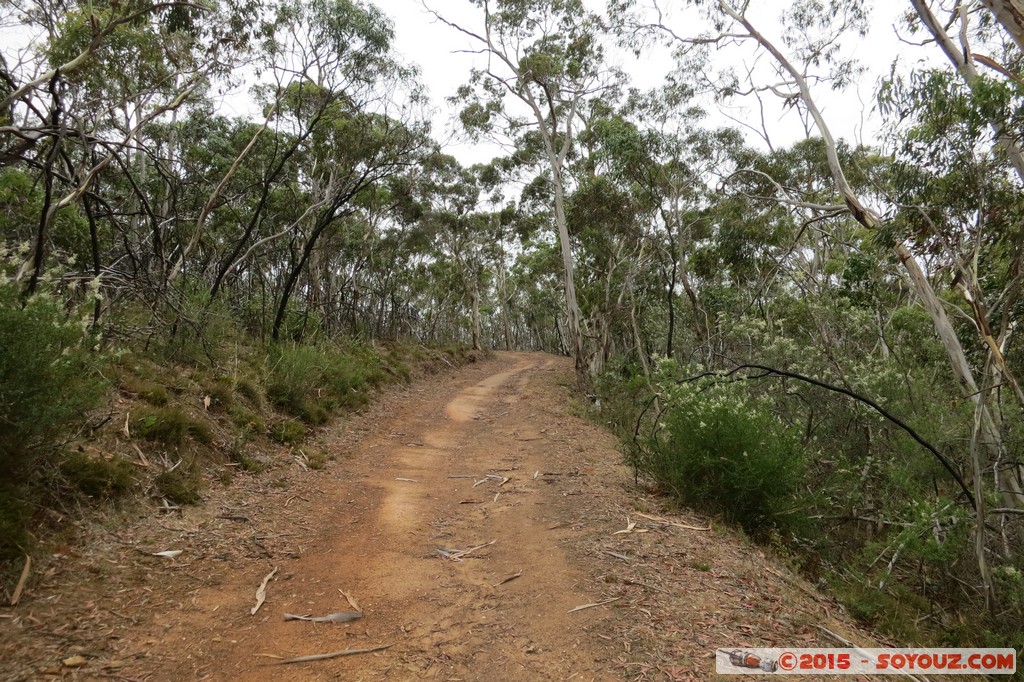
715, 648, 1016, 675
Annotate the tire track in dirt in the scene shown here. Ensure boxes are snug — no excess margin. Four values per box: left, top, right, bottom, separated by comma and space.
126, 352, 619, 680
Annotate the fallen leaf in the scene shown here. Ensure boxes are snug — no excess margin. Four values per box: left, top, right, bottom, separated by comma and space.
62, 655, 87, 668
251, 566, 278, 615
152, 550, 183, 558
339, 589, 361, 613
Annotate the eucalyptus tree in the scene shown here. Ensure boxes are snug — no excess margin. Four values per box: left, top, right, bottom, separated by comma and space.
427, 0, 623, 383
609, 0, 1024, 610
1, 0, 266, 309
412, 154, 491, 350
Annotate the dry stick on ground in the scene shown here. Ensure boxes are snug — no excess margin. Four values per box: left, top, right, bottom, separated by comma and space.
250, 567, 278, 615
632, 512, 711, 532
217, 514, 253, 523
493, 570, 523, 587
339, 589, 361, 612
283, 612, 362, 623
442, 540, 497, 562
10, 555, 31, 606
568, 596, 622, 613
273, 644, 394, 665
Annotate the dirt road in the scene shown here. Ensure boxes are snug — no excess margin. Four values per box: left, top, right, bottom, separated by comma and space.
169, 352, 620, 680
2, 352, 889, 681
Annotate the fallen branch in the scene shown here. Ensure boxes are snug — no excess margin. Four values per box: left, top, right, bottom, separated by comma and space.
493, 570, 522, 587
274, 644, 393, 665
283, 612, 362, 623
250, 567, 278, 615
437, 540, 496, 562
10, 555, 31, 606
218, 514, 253, 523
633, 512, 711, 532
568, 596, 621, 613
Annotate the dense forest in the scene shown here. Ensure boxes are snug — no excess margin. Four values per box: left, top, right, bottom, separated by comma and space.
3, 0, 1024, 651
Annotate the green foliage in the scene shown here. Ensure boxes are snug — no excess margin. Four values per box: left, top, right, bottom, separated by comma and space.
204, 380, 235, 410
0, 254, 105, 483
234, 378, 265, 406
60, 452, 135, 499
299, 448, 328, 470
153, 468, 201, 505
0, 486, 30, 562
270, 420, 306, 445
118, 374, 171, 406
229, 404, 265, 433
133, 407, 211, 446
266, 342, 387, 422
228, 431, 267, 473
639, 370, 807, 536
157, 284, 239, 367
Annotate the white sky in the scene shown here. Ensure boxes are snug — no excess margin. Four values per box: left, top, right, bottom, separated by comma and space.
384, 0, 930, 166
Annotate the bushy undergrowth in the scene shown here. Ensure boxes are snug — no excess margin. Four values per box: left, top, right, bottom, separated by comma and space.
655, 383, 806, 536
616, 362, 806, 537
597, 339, 1022, 649
0, 255, 106, 560
266, 341, 390, 423
0, 274, 105, 483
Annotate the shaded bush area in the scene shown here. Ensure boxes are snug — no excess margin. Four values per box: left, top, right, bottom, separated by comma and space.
266, 342, 389, 423
597, 351, 1023, 649
0, 268, 106, 560
608, 366, 805, 538
0, 280, 105, 485
651, 384, 806, 537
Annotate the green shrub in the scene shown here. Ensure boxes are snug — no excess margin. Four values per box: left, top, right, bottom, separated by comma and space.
118, 375, 170, 406
267, 342, 385, 422
133, 407, 212, 446
155, 283, 237, 367
60, 452, 134, 498
0, 486, 29, 562
643, 382, 806, 536
299, 448, 328, 470
228, 404, 265, 433
0, 272, 105, 482
270, 420, 306, 445
235, 377, 263, 405
228, 431, 267, 473
231, 450, 267, 473
133, 407, 189, 445
153, 468, 201, 504
204, 380, 234, 410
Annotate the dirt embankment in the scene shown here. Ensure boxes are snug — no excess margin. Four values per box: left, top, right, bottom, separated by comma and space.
1, 352, 933, 681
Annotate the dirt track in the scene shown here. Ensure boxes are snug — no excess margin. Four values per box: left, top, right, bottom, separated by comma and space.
161, 352, 619, 680
1, 352, 900, 681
